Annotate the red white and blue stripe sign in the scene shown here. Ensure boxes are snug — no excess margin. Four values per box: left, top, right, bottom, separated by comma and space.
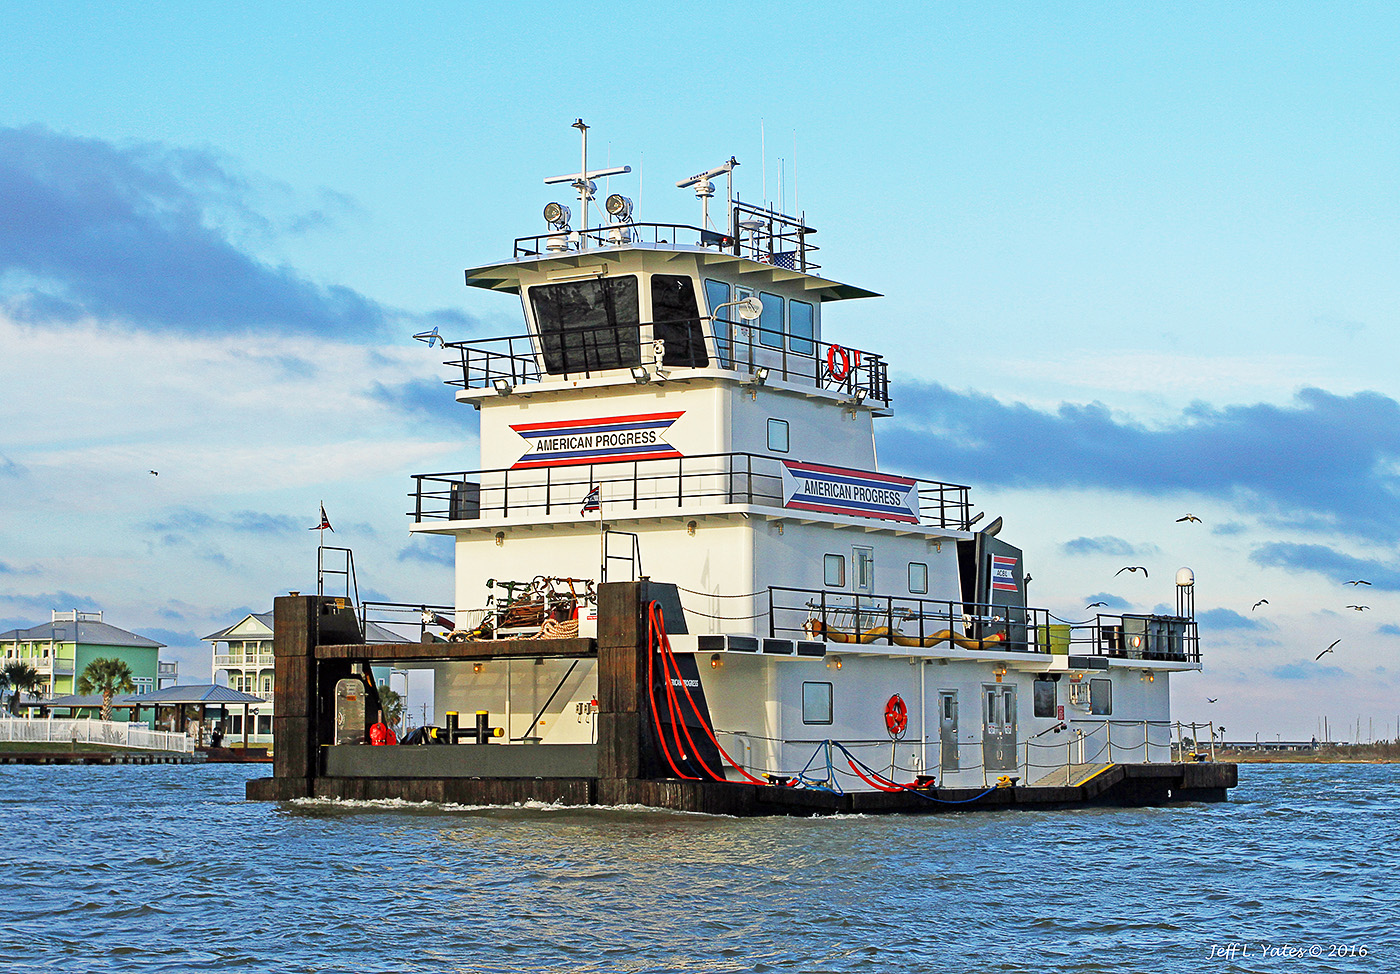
509, 412, 684, 469
780, 461, 920, 523
990, 555, 1019, 593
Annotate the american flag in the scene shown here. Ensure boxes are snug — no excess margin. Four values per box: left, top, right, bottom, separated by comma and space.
580, 485, 601, 516
770, 251, 798, 270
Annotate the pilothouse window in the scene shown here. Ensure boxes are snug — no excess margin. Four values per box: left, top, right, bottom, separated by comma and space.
529, 276, 640, 375
650, 275, 707, 367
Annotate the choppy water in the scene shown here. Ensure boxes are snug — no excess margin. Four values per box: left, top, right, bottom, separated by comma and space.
0, 762, 1393, 973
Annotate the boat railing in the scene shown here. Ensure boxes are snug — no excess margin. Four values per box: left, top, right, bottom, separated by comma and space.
512, 205, 821, 273
411, 453, 973, 530
768, 586, 1198, 662
768, 586, 1049, 652
441, 316, 889, 407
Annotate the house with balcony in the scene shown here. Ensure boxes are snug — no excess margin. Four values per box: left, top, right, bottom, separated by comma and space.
0, 610, 164, 722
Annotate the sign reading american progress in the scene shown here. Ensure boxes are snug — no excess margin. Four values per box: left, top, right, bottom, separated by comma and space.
780, 461, 920, 523
509, 412, 684, 468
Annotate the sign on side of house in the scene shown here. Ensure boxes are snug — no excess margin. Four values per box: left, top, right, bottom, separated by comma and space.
509, 411, 685, 468
780, 461, 920, 523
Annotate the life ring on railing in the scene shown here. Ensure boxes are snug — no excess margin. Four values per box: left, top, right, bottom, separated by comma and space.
826, 344, 851, 380
884, 693, 908, 739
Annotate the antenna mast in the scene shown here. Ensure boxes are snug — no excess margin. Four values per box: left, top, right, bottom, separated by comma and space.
677, 157, 739, 231
543, 119, 631, 249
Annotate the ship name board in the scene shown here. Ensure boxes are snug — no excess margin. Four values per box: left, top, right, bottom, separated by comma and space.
780, 461, 920, 523
509, 411, 684, 468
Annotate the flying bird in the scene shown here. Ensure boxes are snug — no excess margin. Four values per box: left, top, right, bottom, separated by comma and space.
1251, 599, 1268, 611
1086, 601, 1108, 609
1176, 514, 1201, 523
1316, 639, 1341, 661
1346, 580, 1372, 586
1115, 566, 1149, 578
1207, 698, 1218, 704
149, 470, 158, 476
413, 326, 443, 348
1346, 605, 1370, 611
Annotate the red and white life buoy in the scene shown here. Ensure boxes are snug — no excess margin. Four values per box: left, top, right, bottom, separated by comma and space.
826, 344, 850, 380
884, 694, 908, 739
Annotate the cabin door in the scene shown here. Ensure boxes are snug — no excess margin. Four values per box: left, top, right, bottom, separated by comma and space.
982, 684, 1018, 774
938, 690, 959, 771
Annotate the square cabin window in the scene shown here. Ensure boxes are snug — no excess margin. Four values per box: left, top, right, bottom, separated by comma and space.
909, 562, 928, 594
1090, 678, 1113, 716
767, 418, 789, 453
802, 682, 834, 724
824, 554, 846, 587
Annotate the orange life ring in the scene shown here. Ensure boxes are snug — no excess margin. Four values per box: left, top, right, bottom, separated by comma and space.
884, 693, 908, 738
826, 344, 850, 380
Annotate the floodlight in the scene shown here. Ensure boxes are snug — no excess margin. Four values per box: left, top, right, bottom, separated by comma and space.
492, 378, 513, 396
630, 366, 650, 384
753, 367, 770, 385
605, 194, 633, 221
543, 202, 571, 229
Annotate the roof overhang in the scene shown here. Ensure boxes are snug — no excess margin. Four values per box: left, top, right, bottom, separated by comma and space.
463, 244, 879, 302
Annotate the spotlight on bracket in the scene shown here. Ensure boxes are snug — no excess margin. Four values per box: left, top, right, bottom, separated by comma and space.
604, 194, 633, 222
630, 365, 651, 384
543, 201, 571, 230
492, 378, 513, 396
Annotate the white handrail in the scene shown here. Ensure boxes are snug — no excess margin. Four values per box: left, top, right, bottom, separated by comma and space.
0, 717, 193, 753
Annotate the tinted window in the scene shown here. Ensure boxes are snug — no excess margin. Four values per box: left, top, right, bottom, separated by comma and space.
790, 300, 815, 355
529, 277, 640, 374
1033, 678, 1056, 718
1090, 678, 1112, 715
767, 418, 789, 453
802, 682, 833, 724
824, 554, 845, 587
651, 275, 707, 367
703, 279, 730, 367
909, 562, 928, 594
758, 292, 784, 348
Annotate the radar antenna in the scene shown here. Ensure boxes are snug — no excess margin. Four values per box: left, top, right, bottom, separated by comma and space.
543, 119, 631, 249
677, 157, 739, 230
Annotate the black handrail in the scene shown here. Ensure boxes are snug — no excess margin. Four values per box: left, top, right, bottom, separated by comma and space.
409, 452, 973, 531
766, 586, 1199, 662
441, 315, 889, 406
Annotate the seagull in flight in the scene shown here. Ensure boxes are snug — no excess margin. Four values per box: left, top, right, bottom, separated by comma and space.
1316, 639, 1341, 661
1207, 697, 1218, 704
1176, 514, 1201, 523
1346, 580, 1372, 586
1251, 599, 1268, 611
1086, 601, 1108, 609
1115, 566, 1149, 578
148, 470, 158, 476
413, 326, 443, 348
1346, 605, 1370, 611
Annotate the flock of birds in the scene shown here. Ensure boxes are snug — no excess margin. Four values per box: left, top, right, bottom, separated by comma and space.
1085, 513, 1376, 685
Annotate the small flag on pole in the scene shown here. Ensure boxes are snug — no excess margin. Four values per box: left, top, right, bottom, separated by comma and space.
580, 485, 601, 516
311, 502, 334, 532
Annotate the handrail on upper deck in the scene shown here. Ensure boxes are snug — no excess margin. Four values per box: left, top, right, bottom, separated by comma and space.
441, 316, 889, 406
410, 452, 972, 531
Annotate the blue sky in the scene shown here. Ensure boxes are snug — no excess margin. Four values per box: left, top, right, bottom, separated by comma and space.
2, 1, 1398, 740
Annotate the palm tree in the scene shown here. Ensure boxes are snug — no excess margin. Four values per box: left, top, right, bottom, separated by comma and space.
76, 658, 135, 722
0, 662, 43, 716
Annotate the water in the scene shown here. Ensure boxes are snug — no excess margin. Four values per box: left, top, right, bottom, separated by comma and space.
0, 763, 1392, 973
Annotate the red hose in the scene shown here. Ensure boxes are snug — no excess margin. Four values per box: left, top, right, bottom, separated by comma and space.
650, 602, 768, 787
646, 602, 698, 780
